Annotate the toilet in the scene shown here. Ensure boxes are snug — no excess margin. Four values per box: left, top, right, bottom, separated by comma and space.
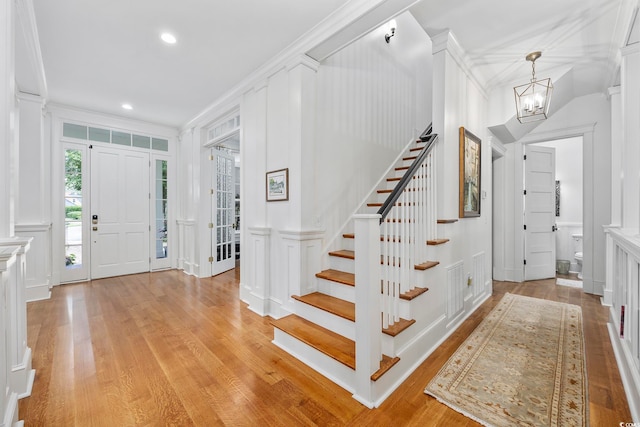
572, 234, 583, 279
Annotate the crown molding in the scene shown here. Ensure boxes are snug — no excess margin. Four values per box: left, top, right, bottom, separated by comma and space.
181, 0, 415, 132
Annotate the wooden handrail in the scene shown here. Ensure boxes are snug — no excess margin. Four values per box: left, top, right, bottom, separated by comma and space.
377, 127, 438, 223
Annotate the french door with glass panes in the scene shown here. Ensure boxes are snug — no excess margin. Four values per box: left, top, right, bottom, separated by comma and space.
211, 149, 236, 275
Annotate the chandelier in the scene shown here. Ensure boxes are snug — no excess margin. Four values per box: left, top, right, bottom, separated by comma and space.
514, 51, 553, 123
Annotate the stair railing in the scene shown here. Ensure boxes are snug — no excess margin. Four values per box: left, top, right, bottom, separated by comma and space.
377, 128, 438, 329
352, 126, 438, 403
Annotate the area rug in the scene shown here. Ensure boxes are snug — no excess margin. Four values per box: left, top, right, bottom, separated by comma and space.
425, 293, 587, 427
556, 278, 583, 288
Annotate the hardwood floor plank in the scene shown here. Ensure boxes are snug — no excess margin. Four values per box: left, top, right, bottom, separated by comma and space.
19, 270, 632, 426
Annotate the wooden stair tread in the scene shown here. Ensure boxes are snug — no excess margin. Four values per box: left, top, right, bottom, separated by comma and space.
415, 261, 439, 271
400, 287, 429, 300
437, 219, 458, 224
367, 202, 383, 207
328, 250, 354, 260
371, 355, 400, 381
403, 156, 418, 161
316, 269, 355, 286
395, 166, 409, 171
272, 314, 355, 369
343, 233, 354, 239
377, 189, 392, 194
427, 238, 450, 245
382, 318, 415, 337
387, 177, 401, 182
292, 293, 355, 321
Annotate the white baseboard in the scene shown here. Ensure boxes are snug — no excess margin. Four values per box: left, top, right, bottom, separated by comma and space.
25, 283, 51, 302
11, 347, 35, 398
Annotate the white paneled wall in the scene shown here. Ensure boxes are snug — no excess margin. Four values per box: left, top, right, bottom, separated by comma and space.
606, 228, 640, 421
314, 12, 433, 248
446, 261, 465, 322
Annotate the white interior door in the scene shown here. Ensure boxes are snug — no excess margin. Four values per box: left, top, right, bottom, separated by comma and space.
91, 146, 150, 279
524, 145, 556, 280
211, 149, 236, 275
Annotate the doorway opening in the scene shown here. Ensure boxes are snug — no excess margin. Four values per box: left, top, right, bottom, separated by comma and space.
528, 136, 583, 287
205, 111, 241, 277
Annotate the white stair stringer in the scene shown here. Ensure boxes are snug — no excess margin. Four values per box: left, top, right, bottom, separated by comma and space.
272, 328, 356, 394
292, 298, 355, 340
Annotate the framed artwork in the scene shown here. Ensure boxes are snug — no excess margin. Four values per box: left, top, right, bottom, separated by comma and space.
266, 168, 289, 201
459, 127, 481, 218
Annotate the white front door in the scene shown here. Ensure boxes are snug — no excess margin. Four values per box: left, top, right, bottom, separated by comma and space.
524, 145, 556, 280
211, 149, 236, 275
90, 146, 150, 279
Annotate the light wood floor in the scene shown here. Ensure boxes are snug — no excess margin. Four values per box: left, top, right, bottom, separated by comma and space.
19, 269, 631, 426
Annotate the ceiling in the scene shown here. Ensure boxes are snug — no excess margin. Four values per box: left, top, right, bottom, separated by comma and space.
17, 0, 638, 129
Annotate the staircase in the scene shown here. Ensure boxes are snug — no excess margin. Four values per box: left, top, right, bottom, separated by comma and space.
272, 126, 454, 407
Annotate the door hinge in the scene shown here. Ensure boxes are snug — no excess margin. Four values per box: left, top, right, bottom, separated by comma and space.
149, 225, 151, 231
524, 224, 527, 230
524, 259, 527, 265
524, 155, 527, 160
208, 223, 214, 229
210, 189, 214, 195
209, 155, 214, 161
523, 190, 527, 195
208, 256, 214, 262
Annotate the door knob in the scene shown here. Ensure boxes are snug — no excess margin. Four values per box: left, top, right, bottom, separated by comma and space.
92, 226, 98, 231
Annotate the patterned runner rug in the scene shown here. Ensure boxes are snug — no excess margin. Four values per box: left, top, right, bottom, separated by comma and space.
425, 293, 587, 426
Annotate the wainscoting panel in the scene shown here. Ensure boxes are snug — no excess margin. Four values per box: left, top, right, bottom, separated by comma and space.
15, 223, 51, 302
446, 261, 465, 321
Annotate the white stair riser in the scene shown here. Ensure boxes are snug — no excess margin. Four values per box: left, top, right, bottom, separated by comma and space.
272, 330, 355, 393
340, 237, 355, 252
329, 256, 354, 274
317, 278, 355, 303
293, 299, 355, 340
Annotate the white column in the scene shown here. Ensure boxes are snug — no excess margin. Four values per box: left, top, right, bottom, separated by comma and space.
0, 246, 19, 427
621, 44, 640, 231
243, 227, 271, 316
352, 214, 381, 408
286, 55, 318, 230
0, 0, 16, 239
0, 237, 33, 397
609, 86, 622, 227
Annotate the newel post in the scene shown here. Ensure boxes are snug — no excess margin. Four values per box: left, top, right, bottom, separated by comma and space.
353, 214, 381, 407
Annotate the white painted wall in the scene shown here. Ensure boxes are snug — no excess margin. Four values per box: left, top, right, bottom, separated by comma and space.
314, 11, 432, 250
431, 30, 493, 309
537, 136, 583, 270
233, 13, 435, 317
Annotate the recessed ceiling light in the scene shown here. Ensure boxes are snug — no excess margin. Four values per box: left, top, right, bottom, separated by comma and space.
161, 32, 177, 44
122, 103, 133, 110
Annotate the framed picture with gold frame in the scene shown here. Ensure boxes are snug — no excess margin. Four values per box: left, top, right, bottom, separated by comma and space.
459, 127, 481, 218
